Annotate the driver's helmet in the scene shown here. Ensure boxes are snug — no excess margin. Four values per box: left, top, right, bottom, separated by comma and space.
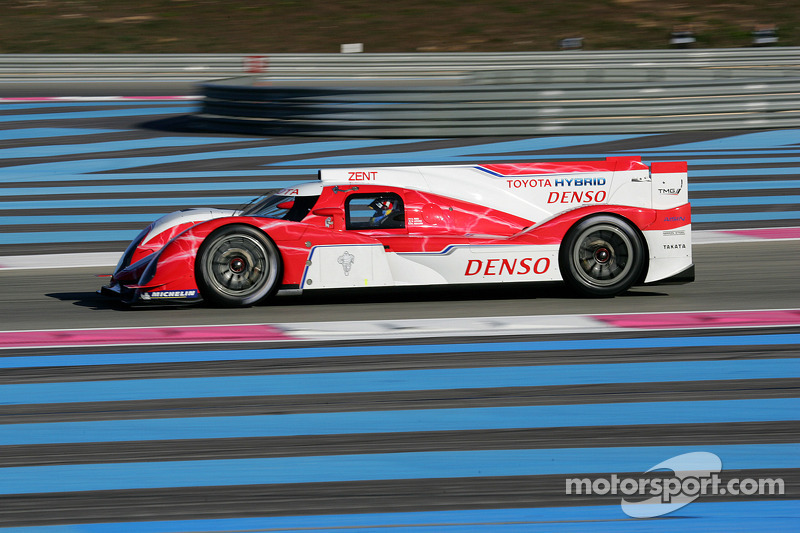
369, 198, 395, 225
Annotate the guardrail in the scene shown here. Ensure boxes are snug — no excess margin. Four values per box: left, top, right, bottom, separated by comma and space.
3, 50, 800, 136
3, 49, 800, 79
196, 75, 800, 137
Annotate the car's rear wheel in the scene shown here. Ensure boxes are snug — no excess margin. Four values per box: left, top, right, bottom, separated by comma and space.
196, 224, 281, 307
559, 215, 645, 297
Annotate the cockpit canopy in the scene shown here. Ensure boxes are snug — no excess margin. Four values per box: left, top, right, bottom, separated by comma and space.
240, 193, 320, 222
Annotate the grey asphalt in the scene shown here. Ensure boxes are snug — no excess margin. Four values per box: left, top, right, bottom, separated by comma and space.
0, 241, 796, 330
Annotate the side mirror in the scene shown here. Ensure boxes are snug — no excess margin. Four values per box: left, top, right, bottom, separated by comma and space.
312, 207, 342, 217
312, 207, 344, 230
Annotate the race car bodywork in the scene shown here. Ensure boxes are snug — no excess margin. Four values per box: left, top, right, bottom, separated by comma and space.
100, 157, 693, 306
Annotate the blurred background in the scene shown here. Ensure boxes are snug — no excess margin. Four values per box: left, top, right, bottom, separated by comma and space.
0, 0, 795, 53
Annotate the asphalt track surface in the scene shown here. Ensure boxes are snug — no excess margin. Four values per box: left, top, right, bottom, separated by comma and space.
0, 241, 796, 330
0, 80, 798, 531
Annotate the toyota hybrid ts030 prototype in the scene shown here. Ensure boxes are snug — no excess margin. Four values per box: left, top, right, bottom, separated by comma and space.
100, 157, 694, 307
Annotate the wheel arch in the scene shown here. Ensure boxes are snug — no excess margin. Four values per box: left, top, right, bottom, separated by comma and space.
200, 221, 280, 250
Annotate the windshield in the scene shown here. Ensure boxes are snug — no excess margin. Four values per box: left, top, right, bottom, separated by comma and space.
239, 194, 320, 222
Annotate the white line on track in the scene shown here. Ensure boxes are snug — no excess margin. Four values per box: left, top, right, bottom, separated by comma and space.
0, 252, 121, 270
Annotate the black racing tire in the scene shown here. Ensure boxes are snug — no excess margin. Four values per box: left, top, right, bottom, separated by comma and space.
196, 224, 281, 307
559, 215, 645, 297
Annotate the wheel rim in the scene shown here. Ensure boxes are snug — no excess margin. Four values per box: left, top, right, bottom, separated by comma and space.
204, 234, 270, 297
572, 223, 634, 287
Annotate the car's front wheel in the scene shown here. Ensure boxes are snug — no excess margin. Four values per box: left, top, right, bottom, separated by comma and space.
559, 215, 645, 297
196, 224, 281, 307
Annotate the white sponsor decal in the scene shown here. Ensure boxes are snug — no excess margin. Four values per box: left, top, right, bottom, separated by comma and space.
144, 290, 199, 299
337, 251, 355, 276
658, 180, 684, 195
547, 190, 606, 204
465, 257, 550, 276
505, 177, 607, 189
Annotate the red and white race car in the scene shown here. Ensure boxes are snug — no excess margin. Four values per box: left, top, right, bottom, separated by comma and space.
101, 157, 693, 307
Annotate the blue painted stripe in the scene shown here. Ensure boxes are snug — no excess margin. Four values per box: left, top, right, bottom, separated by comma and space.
0, 214, 162, 226
0, 196, 250, 210
262, 150, 800, 168
689, 167, 800, 179
506, 156, 800, 169
2, 501, 795, 533
0, 141, 796, 188
267, 136, 648, 166
373, 156, 800, 176
0, 444, 795, 495
0, 106, 196, 122
1, 357, 797, 405
2, 398, 797, 446
691, 195, 800, 207
0, 169, 313, 183
424, 152, 800, 163
0, 101, 193, 111
0, 139, 429, 180
690, 180, 800, 191
692, 168, 800, 177
653, 150, 800, 156
0, 127, 126, 140
632, 130, 800, 151
0, 230, 140, 245
683, 157, 800, 165
0, 137, 255, 159
0, 180, 305, 196
1, 333, 796, 369
693, 211, 800, 223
